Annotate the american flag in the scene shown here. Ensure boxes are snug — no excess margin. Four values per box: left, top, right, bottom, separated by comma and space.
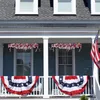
90, 32, 100, 69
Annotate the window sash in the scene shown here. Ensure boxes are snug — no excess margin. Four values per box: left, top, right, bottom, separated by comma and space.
56, 49, 74, 75
58, 0, 72, 12
95, 1, 100, 12
15, 0, 38, 14
20, 0, 34, 12
91, 0, 100, 14
53, 0, 76, 14
14, 49, 33, 76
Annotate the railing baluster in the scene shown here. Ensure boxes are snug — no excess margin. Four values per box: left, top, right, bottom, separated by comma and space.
52, 77, 54, 95
0, 78, 1, 95
41, 76, 43, 95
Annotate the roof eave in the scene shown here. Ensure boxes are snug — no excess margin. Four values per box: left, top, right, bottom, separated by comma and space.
0, 20, 100, 25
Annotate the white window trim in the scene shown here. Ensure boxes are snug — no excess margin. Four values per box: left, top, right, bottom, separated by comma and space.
55, 49, 75, 75
53, 0, 76, 15
91, 0, 100, 15
15, 0, 38, 15
14, 49, 33, 75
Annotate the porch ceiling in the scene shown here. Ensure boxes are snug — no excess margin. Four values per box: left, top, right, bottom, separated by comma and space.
0, 38, 43, 43
0, 38, 93, 43
49, 38, 92, 43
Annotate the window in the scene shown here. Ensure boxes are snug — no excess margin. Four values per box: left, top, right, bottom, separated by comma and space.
91, 0, 100, 15
53, 0, 76, 15
56, 49, 75, 75
15, 0, 38, 14
14, 49, 33, 76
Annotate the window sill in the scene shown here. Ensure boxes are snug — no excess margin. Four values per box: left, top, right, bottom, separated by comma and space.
91, 13, 100, 15
53, 13, 76, 15
15, 12, 38, 15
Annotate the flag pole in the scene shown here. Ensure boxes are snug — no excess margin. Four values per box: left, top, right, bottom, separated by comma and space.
98, 30, 100, 35
98, 30, 100, 45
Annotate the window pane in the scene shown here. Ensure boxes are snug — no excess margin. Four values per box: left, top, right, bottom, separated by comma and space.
67, 57, 72, 64
16, 49, 31, 76
17, 59, 23, 64
16, 65, 31, 75
59, 49, 66, 57
20, 0, 34, 12
16, 65, 23, 75
59, 65, 72, 75
59, 57, 66, 64
23, 65, 31, 75
65, 65, 72, 75
95, 1, 100, 12
59, 65, 65, 75
24, 52, 31, 65
58, 0, 72, 12
67, 50, 72, 56
58, 49, 73, 75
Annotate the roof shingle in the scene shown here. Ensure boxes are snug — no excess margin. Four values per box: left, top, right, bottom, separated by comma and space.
0, 0, 99, 21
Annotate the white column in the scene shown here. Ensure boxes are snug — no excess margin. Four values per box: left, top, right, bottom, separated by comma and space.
43, 38, 49, 98
0, 43, 3, 75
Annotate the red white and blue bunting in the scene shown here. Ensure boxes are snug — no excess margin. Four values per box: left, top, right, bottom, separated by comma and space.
1, 76, 39, 95
51, 43, 82, 51
8, 43, 39, 51
52, 76, 89, 96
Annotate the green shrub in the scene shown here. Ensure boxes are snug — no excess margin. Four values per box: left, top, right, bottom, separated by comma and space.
80, 95, 88, 100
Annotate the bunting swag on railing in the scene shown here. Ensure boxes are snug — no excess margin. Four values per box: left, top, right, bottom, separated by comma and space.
1, 76, 39, 95
52, 76, 89, 96
90, 32, 100, 69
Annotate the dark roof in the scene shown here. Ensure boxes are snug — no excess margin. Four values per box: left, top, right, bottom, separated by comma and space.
0, 0, 100, 21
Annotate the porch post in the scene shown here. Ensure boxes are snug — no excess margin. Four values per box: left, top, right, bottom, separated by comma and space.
0, 43, 3, 75
43, 37, 49, 98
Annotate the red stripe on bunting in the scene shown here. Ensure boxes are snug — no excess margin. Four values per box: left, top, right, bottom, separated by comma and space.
1, 76, 39, 95
52, 76, 89, 96
65, 76, 77, 80
14, 76, 26, 79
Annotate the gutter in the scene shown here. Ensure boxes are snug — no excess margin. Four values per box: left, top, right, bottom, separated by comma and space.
0, 20, 100, 25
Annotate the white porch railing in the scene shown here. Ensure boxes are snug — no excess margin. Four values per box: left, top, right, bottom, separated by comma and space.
48, 76, 94, 97
0, 76, 94, 98
0, 76, 44, 97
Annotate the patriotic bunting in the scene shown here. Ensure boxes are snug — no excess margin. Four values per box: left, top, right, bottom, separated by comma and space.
51, 43, 82, 51
52, 76, 89, 96
1, 76, 39, 95
8, 43, 39, 50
